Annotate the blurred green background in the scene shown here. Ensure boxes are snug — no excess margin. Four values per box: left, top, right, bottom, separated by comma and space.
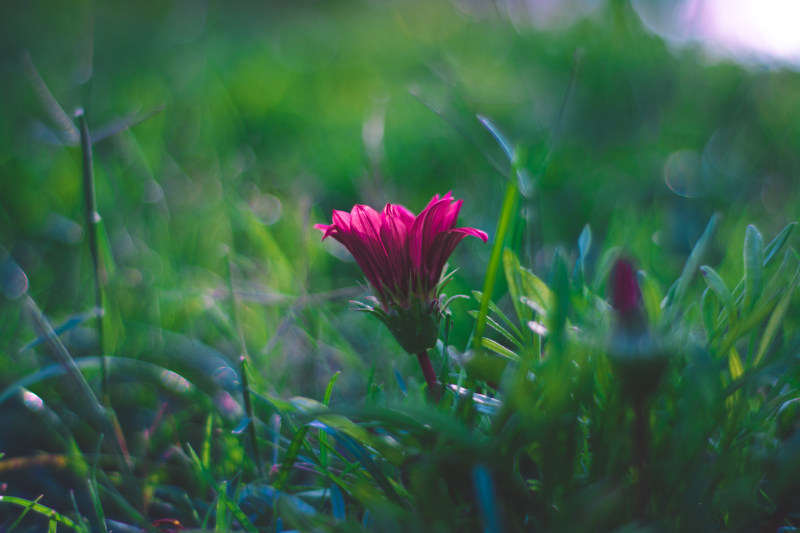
1, 0, 799, 408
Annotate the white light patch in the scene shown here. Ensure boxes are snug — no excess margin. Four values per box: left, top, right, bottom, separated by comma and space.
22, 390, 44, 413
159, 370, 192, 394
702, 0, 800, 64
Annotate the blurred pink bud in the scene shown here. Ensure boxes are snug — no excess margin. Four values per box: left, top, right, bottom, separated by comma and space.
611, 258, 641, 316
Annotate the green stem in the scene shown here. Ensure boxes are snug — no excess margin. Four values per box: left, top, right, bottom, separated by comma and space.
474, 182, 518, 346
416, 350, 441, 402
240, 356, 264, 477
633, 401, 650, 519
77, 111, 106, 390
226, 257, 264, 477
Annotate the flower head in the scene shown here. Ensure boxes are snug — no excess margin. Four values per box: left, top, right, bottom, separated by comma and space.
608, 258, 668, 400
315, 192, 488, 353
611, 258, 642, 322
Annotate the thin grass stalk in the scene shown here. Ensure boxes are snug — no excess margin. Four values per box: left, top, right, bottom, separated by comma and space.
240, 356, 263, 477
226, 258, 264, 477
21, 294, 130, 470
633, 400, 650, 519
474, 50, 581, 349
474, 183, 519, 346
76, 110, 107, 397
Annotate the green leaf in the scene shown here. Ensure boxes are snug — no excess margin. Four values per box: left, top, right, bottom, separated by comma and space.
763, 221, 796, 266
474, 182, 519, 348
477, 115, 515, 165
700, 265, 735, 325
753, 263, 800, 366
549, 250, 570, 341
743, 224, 764, 312
310, 421, 403, 504
480, 337, 520, 361
477, 115, 532, 195
701, 287, 719, 340
503, 248, 527, 330
728, 347, 744, 380
0, 495, 78, 530
662, 214, 718, 324
471, 290, 524, 343
638, 270, 663, 325
320, 371, 340, 470
468, 311, 525, 351
573, 224, 591, 288
216, 480, 229, 529
185, 444, 258, 532
519, 269, 553, 317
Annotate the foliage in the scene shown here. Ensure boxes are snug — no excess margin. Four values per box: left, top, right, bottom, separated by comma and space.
1, 0, 800, 531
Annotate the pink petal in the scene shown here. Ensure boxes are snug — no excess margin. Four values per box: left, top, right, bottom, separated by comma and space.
314, 223, 338, 241
331, 210, 351, 231
425, 227, 488, 288
350, 205, 396, 297
383, 203, 416, 230
379, 213, 411, 301
409, 195, 461, 269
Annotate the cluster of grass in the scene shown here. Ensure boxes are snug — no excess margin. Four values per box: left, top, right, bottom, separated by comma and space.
2, 0, 800, 531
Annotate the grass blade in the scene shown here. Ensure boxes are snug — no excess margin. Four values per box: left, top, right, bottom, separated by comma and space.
753, 263, 800, 366
474, 182, 519, 349
743, 225, 764, 312
700, 266, 734, 324
662, 214, 718, 324
77, 111, 107, 365
0, 495, 79, 530
320, 371, 340, 470
763, 222, 796, 267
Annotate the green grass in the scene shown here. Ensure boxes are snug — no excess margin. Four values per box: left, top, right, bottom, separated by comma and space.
1, 1, 800, 531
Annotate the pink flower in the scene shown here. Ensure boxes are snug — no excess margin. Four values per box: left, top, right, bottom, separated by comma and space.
611, 258, 641, 317
315, 192, 488, 354
316, 192, 488, 309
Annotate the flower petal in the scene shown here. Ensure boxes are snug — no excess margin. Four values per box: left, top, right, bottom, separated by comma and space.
314, 223, 338, 240
425, 227, 488, 289
409, 195, 461, 270
383, 203, 416, 230
379, 211, 411, 304
331, 209, 351, 231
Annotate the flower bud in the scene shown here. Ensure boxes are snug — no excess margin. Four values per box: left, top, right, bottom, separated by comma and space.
607, 258, 669, 401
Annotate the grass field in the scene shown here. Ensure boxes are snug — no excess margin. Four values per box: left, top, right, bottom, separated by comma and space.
1, 1, 800, 531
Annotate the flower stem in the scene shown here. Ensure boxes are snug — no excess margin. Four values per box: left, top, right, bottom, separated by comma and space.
633, 401, 650, 519
416, 350, 441, 401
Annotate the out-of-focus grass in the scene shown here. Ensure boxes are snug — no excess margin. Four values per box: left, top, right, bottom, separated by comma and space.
1, 0, 800, 529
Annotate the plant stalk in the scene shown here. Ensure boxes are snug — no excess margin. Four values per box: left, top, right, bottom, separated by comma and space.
77, 110, 107, 393
416, 350, 441, 402
633, 401, 650, 519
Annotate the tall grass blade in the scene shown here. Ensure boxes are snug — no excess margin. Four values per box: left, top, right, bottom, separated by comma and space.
753, 263, 800, 367
743, 225, 764, 312
77, 111, 107, 368
320, 371, 340, 470
574, 224, 592, 287
661, 214, 718, 324
477, 115, 532, 196
21, 294, 130, 468
474, 183, 518, 348
185, 444, 258, 532
226, 256, 264, 476
274, 426, 310, 490
473, 464, 503, 533
330, 484, 346, 521
5, 494, 44, 532
0, 495, 79, 530
700, 266, 735, 325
